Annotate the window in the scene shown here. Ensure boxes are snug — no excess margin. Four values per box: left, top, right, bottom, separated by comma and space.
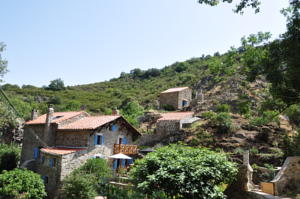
49, 158, 56, 168
94, 134, 104, 145
182, 100, 188, 107
42, 176, 48, 184
33, 148, 39, 160
111, 124, 118, 132
41, 156, 45, 164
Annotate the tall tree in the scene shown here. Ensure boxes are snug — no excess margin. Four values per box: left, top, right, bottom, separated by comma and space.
0, 42, 8, 82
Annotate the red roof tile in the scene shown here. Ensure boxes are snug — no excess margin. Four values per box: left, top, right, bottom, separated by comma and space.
161, 87, 189, 94
158, 112, 194, 121
58, 115, 121, 130
25, 111, 86, 125
41, 147, 86, 155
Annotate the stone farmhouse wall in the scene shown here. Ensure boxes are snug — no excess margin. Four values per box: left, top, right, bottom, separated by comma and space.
55, 131, 90, 147
159, 88, 192, 110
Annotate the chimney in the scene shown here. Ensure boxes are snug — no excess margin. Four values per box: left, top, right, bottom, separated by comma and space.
31, 109, 39, 120
112, 108, 119, 115
45, 106, 54, 126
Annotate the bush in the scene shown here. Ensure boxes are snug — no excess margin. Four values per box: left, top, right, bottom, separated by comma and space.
0, 144, 20, 173
216, 104, 231, 113
0, 169, 47, 199
284, 131, 300, 156
60, 174, 97, 199
250, 110, 279, 126
130, 144, 237, 199
161, 104, 175, 111
201, 111, 215, 119
60, 158, 111, 199
285, 104, 300, 125
211, 112, 233, 134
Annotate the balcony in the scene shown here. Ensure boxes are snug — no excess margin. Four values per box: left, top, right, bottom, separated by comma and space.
113, 144, 138, 155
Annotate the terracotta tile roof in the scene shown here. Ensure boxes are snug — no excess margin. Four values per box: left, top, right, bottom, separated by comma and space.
160, 87, 189, 94
25, 111, 86, 125
41, 147, 86, 155
158, 112, 194, 121
58, 115, 121, 130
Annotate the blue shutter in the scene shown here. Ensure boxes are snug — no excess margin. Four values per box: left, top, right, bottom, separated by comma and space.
101, 135, 104, 145
94, 134, 97, 145
128, 159, 134, 164
111, 125, 118, 132
34, 148, 39, 160
49, 158, 53, 167
122, 159, 126, 168
122, 137, 127, 144
113, 160, 118, 169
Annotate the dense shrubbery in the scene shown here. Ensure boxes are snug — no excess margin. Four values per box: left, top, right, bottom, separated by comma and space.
0, 144, 20, 173
130, 144, 237, 199
285, 104, 300, 126
284, 131, 300, 156
60, 158, 111, 199
250, 110, 279, 126
202, 111, 233, 134
0, 169, 46, 199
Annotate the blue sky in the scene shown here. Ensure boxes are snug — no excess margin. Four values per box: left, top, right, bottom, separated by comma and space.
0, 0, 289, 87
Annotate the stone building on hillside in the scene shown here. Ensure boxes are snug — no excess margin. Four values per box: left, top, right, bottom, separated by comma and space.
159, 87, 192, 110
20, 108, 141, 198
139, 111, 199, 145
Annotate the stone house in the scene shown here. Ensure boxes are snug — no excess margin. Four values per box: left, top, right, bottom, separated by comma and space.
20, 108, 140, 198
159, 87, 192, 110
139, 111, 199, 145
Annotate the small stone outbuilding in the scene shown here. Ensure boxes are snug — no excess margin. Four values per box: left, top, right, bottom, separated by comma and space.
159, 87, 192, 110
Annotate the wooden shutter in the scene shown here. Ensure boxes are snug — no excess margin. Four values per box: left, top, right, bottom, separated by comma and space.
101, 135, 104, 145
33, 148, 39, 160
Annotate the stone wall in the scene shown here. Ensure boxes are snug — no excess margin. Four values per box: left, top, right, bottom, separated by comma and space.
177, 88, 192, 109
159, 92, 179, 110
156, 120, 180, 136
55, 131, 90, 147
271, 156, 300, 195
20, 125, 47, 164
159, 88, 192, 110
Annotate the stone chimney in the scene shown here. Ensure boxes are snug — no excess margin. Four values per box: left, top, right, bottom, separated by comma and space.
45, 106, 54, 125
112, 108, 119, 115
31, 109, 39, 120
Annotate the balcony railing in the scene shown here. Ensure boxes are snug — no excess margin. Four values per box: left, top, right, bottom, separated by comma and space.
114, 144, 138, 155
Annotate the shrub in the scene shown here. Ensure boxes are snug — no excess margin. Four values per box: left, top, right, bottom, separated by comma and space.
211, 112, 233, 134
60, 174, 97, 199
60, 158, 111, 199
216, 104, 231, 113
201, 111, 216, 119
130, 144, 237, 199
161, 104, 175, 111
0, 169, 46, 199
0, 144, 20, 173
250, 111, 279, 126
285, 104, 300, 125
284, 131, 300, 156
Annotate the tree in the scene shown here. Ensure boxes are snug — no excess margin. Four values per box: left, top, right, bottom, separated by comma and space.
130, 144, 237, 199
0, 144, 20, 173
0, 169, 47, 199
0, 42, 8, 82
120, 101, 144, 126
60, 158, 111, 199
47, 78, 65, 91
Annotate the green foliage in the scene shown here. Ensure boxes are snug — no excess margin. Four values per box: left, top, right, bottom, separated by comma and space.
284, 131, 300, 156
0, 169, 46, 199
47, 78, 65, 91
60, 158, 111, 199
60, 174, 97, 199
216, 104, 231, 113
120, 101, 144, 126
0, 144, 20, 173
250, 110, 279, 126
201, 111, 215, 119
0, 42, 8, 82
285, 104, 300, 125
161, 104, 175, 111
130, 144, 237, 199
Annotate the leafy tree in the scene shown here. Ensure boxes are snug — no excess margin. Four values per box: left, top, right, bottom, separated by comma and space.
0, 169, 47, 199
121, 101, 144, 126
0, 144, 20, 173
60, 158, 111, 199
47, 78, 65, 91
130, 144, 237, 199
60, 174, 97, 199
0, 42, 8, 82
